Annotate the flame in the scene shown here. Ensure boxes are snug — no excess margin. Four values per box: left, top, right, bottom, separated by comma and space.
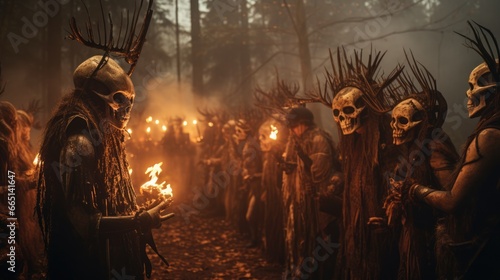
33, 153, 40, 165
146, 127, 151, 134
128, 168, 133, 175
270, 125, 278, 140
192, 120, 198, 125
127, 128, 133, 135
146, 116, 153, 123
155, 119, 160, 125
140, 162, 173, 198
161, 184, 173, 197
162, 125, 167, 131
208, 122, 214, 127
182, 120, 188, 126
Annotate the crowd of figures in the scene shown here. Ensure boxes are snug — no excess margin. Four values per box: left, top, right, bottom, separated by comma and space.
0, 96, 45, 278
183, 22, 500, 280
1, 21, 500, 280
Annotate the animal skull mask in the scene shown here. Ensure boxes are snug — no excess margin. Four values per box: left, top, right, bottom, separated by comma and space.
74, 56, 135, 129
466, 61, 498, 118
332, 87, 366, 135
390, 98, 424, 145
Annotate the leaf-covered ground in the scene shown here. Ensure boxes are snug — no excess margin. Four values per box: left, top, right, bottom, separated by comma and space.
147, 208, 283, 280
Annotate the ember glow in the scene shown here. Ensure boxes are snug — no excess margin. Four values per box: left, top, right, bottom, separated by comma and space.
140, 162, 173, 198
270, 125, 278, 140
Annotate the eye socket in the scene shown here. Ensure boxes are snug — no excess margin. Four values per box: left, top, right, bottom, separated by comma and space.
343, 106, 355, 114
113, 92, 127, 104
398, 117, 409, 125
333, 109, 340, 117
477, 72, 494, 87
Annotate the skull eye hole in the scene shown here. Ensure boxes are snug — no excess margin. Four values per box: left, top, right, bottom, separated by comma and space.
113, 93, 127, 104
343, 106, 355, 114
469, 82, 474, 91
412, 111, 424, 122
477, 72, 494, 86
354, 98, 365, 109
333, 109, 340, 117
398, 117, 409, 125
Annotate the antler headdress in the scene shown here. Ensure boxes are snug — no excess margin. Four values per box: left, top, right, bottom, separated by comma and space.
66, 0, 154, 76
456, 21, 500, 83
395, 50, 447, 128
311, 47, 403, 113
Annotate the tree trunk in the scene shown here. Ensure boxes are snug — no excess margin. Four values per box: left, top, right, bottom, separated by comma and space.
239, 0, 252, 103
175, 0, 181, 86
46, 6, 61, 115
190, 0, 203, 94
295, 0, 313, 93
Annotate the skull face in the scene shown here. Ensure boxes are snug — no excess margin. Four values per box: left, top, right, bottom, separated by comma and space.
466, 62, 497, 118
94, 90, 134, 129
390, 98, 424, 145
332, 87, 366, 135
74, 56, 135, 129
234, 126, 248, 143
258, 125, 271, 152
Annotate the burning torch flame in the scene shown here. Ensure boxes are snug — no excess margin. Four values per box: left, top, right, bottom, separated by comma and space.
33, 153, 40, 165
146, 116, 153, 123
182, 120, 188, 126
146, 127, 151, 134
140, 162, 173, 198
270, 125, 278, 140
155, 119, 160, 125
162, 125, 167, 131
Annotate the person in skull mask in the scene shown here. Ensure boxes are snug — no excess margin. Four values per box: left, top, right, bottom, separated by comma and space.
36, 56, 171, 279
312, 48, 402, 280
383, 52, 459, 280
408, 22, 500, 279
282, 106, 340, 279
234, 119, 263, 248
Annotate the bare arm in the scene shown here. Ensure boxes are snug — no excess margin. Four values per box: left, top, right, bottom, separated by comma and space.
413, 128, 500, 213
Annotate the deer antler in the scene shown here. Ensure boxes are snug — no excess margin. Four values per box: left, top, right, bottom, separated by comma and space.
66, 0, 154, 75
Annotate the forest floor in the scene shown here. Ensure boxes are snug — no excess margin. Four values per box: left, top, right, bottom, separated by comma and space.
146, 202, 283, 280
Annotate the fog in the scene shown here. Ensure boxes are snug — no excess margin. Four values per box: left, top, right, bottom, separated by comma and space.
1, 0, 499, 150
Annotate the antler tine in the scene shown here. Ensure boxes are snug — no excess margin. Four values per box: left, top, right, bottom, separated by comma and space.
126, 0, 154, 74
27, 99, 42, 116
67, 0, 154, 75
